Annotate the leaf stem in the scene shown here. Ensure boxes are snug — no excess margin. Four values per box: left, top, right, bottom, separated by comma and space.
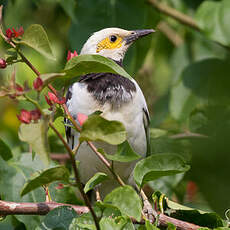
48, 122, 100, 230
73, 142, 81, 155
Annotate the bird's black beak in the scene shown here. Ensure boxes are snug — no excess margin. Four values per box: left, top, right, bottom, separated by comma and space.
125, 29, 155, 45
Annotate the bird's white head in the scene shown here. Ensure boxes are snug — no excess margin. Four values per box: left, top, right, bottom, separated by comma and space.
80, 27, 155, 62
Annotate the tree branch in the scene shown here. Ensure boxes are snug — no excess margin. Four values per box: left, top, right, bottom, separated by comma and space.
148, 0, 200, 31
0, 200, 201, 229
0, 200, 89, 215
157, 21, 183, 46
170, 132, 208, 140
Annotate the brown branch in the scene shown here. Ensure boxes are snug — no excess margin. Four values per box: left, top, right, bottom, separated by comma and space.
18, 50, 41, 76
0, 5, 3, 25
157, 21, 183, 46
87, 141, 126, 186
170, 132, 208, 140
0, 200, 201, 229
148, 0, 200, 31
158, 212, 200, 230
0, 200, 89, 215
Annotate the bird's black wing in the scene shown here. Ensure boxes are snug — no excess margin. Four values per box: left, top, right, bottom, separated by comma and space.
64, 85, 75, 149
143, 107, 151, 156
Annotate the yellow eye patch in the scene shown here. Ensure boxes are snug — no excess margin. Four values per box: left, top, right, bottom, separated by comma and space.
96, 36, 123, 53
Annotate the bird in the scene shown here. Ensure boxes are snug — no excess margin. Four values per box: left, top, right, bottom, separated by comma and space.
65, 28, 154, 198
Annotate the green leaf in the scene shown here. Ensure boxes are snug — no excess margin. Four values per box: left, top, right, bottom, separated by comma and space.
5, 48, 18, 63
70, 213, 97, 230
104, 185, 142, 222
167, 223, 176, 230
84, 172, 109, 193
145, 220, 160, 230
17, 24, 54, 59
153, 191, 228, 228
167, 199, 205, 213
170, 59, 230, 121
170, 210, 227, 229
18, 119, 50, 166
148, 174, 185, 199
188, 105, 230, 215
64, 54, 132, 79
58, 0, 77, 23
99, 216, 133, 230
0, 138, 13, 161
103, 141, 141, 162
21, 165, 70, 196
213, 228, 230, 230
195, 0, 230, 47
37, 206, 77, 230
80, 115, 127, 145
134, 153, 190, 187
0, 154, 45, 229
95, 201, 122, 218
40, 72, 66, 87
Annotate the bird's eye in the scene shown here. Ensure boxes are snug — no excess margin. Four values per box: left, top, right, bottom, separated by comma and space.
110, 35, 117, 42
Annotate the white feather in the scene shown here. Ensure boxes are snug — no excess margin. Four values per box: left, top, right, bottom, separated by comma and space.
67, 79, 148, 196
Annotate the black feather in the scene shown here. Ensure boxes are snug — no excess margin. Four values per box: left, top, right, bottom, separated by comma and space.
79, 73, 136, 105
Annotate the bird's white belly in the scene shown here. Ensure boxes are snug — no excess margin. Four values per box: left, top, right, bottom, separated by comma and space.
67, 82, 147, 195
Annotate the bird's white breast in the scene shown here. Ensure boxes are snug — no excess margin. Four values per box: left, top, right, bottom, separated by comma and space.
66, 78, 148, 194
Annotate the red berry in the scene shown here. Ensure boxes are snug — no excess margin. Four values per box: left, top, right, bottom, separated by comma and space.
17, 109, 31, 124
0, 59, 7, 69
33, 77, 43, 91
67, 50, 78, 61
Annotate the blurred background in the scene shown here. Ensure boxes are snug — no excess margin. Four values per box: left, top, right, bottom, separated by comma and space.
0, 0, 230, 225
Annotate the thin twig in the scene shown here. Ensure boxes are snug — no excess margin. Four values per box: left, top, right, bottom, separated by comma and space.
157, 21, 183, 46
73, 142, 81, 155
18, 50, 41, 76
148, 0, 200, 31
62, 104, 81, 132
48, 122, 100, 230
0, 5, 3, 25
87, 141, 125, 186
170, 132, 208, 140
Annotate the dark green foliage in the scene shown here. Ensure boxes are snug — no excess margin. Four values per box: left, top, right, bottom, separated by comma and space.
1, 0, 230, 229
